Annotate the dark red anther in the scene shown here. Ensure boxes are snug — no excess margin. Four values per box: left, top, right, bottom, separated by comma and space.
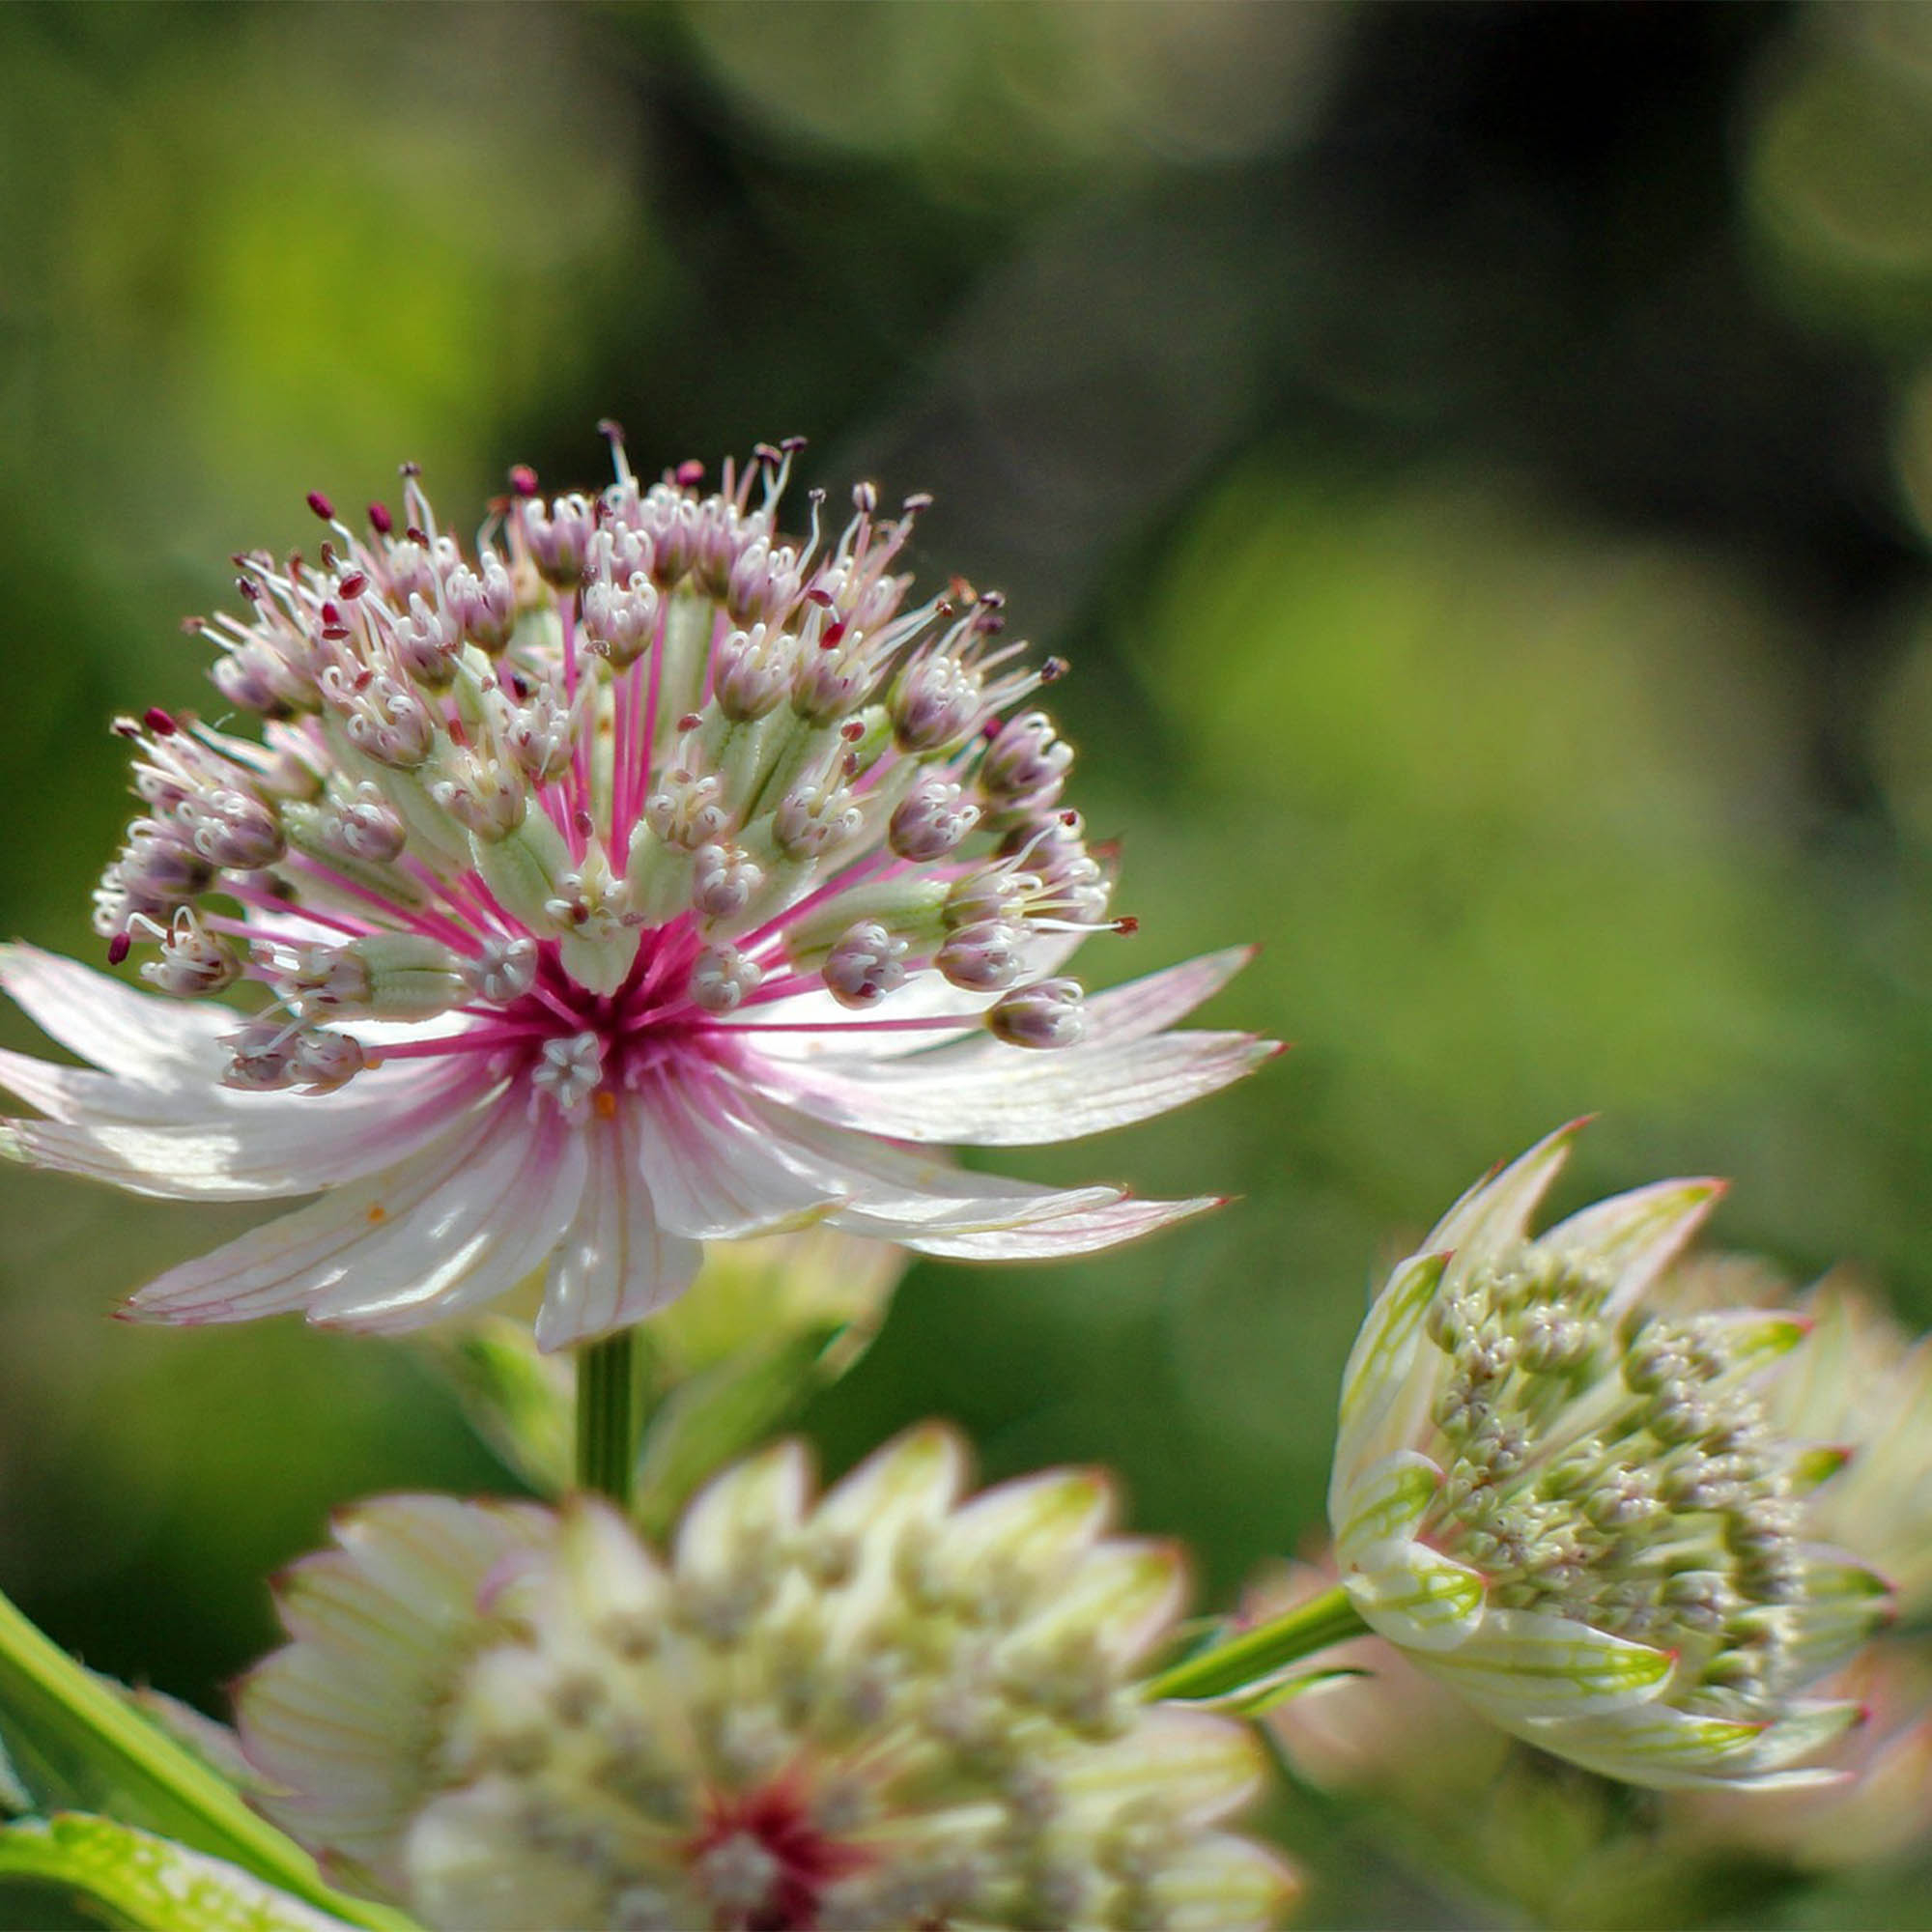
143, 706, 178, 736
319, 541, 339, 569
508, 465, 539, 498
320, 602, 342, 626
404, 526, 429, 547
107, 931, 131, 966
675, 459, 706, 487
236, 579, 261, 599
306, 491, 335, 522
337, 572, 368, 600
447, 719, 469, 748
678, 712, 702, 734
573, 809, 596, 838
982, 717, 1003, 742
839, 719, 865, 742
821, 621, 846, 648
322, 627, 352, 643
1059, 810, 1078, 825
804, 587, 835, 609
1112, 916, 1140, 935
367, 501, 393, 536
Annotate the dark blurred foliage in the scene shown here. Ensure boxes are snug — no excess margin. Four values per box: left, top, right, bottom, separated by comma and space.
2, 3, 1930, 1925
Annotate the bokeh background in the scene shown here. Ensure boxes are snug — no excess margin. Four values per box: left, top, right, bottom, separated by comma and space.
3, 2, 1931, 1925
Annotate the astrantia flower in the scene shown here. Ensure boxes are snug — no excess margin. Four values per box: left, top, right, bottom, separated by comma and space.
237, 1428, 1299, 1930
0, 437, 1275, 1349
1327, 1122, 1892, 1789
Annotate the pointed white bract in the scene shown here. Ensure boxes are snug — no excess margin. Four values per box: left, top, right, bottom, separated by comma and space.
236, 1429, 1299, 1931
1327, 1123, 1892, 1789
0, 441, 1276, 1349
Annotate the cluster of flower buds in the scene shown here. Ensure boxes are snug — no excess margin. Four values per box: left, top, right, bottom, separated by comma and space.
92, 433, 1130, 1100
1327, 1124, 1891, 1788
239, 1430, 1296, 1931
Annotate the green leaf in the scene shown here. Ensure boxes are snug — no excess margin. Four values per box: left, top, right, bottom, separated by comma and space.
634, 1321, 851, 1537
0, 1814, 355, 1931
0, 1586, 415, 1932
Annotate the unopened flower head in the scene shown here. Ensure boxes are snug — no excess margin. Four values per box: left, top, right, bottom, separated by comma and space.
1327, 1122, 1892, 1789
0, 435, 1276, 1349
238, 1428, 1298, 1930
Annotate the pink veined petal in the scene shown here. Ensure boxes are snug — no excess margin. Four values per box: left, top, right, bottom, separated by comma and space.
306, 1108, 591, 1331
534, 1107, 701, 1352
1, 1055, 503, 1201
895, 1192, 1221, 1260
0, 943, 237, 1084
629, 1065, 848, 1240
123, 1096, 544, 1325
1533, 1175, 1725, 1319
758, 1029, 1278, 1148
713, 1084, 1127, 1236
1425, 1120, 1583, 1282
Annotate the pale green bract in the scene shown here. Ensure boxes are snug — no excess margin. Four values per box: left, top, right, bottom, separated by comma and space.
1327, 1122, 1892, 1789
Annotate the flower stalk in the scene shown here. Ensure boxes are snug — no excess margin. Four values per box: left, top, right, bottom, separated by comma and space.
573, 1325, 646, 1507
1145, 1585, 1370, 1703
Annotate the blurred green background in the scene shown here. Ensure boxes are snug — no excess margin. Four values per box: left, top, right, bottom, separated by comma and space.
2, 2, 1930, 1924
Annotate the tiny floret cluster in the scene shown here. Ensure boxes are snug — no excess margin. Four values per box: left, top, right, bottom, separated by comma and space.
0, 436, 1275, 1348
237, 1429, 1297, 1930
1327, 1122, 1891, 1788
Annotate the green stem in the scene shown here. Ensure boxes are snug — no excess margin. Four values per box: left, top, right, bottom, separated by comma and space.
0, 1587, 415, 1930
575, 1327, 645, 1507
1143, 1584, 1371, 1703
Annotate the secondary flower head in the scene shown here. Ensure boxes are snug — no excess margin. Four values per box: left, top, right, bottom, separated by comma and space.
0, 435, 1275, 1349
1327, 1122, 1892, 1789
237, 1428, 1298, 1930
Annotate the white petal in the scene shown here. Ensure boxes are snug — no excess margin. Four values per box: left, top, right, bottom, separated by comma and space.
1426, 1120, 1582, 1275
895, 1191, 1219, 1259
1331, 1449, 1441, 1555
1328, 1251, 1450, 1519
125, 1097, 580, 1330
1511, 1700, 1772, 1788
1417, 1605, 1673, 1717
1534, 1174, 1723, 1317
0, 944, 236, 1083
1341, 1537, 1486, 1653
308, 1109, 590, 1331
534, 1108, 701, 1351
717, 1087, 1125, 1236
4, 1056, 502, 1201
629, 1066, 847, 1239
759, 1029, 1279, 1147
674, 1439, 812, 1578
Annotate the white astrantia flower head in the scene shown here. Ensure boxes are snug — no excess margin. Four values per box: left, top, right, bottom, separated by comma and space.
236, 1428, 1299, 1931
1327, 1122, 1893, 1790
0, 434, 1278, 1350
